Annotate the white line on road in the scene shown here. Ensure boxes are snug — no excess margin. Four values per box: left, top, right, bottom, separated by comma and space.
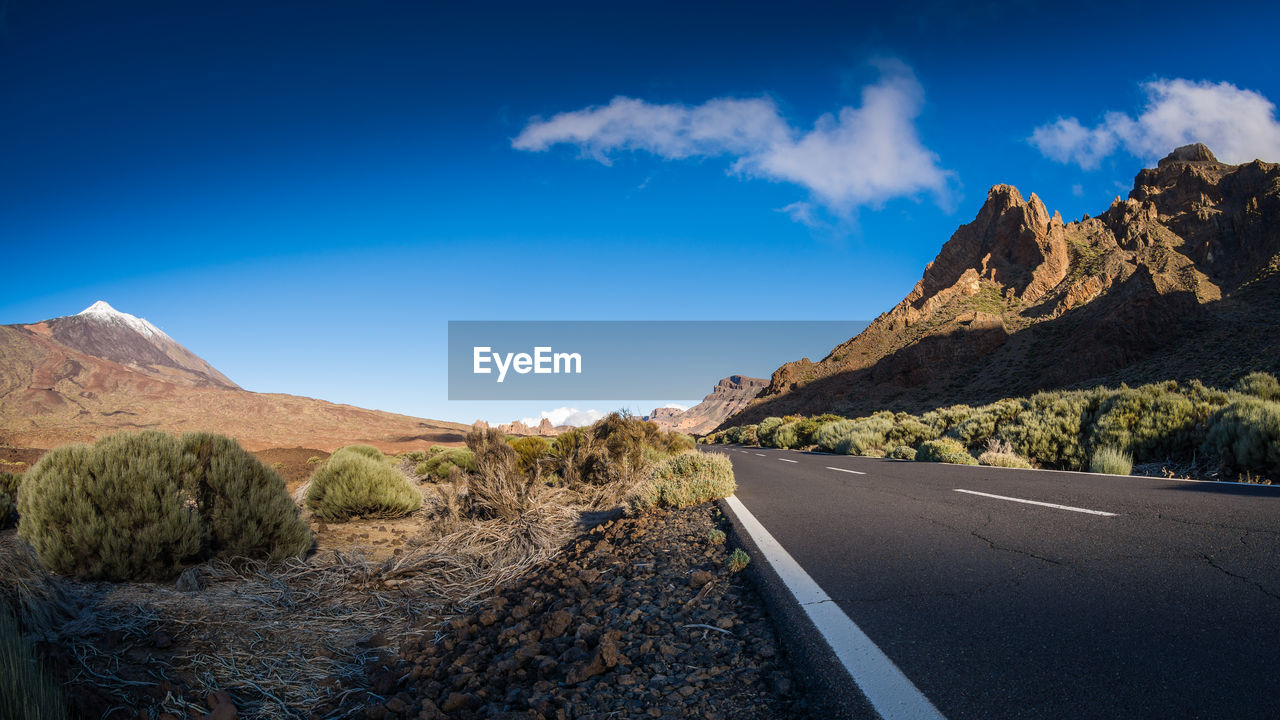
723, 496, 946, 720
827, 466, 866, 475
953, 489, 1118, 517
779, 458, 798, 464
755, 453, 767, 457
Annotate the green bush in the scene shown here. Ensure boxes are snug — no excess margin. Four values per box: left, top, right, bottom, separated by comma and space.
1087, 383, 1203, 462
726, 548, 750, 573
416, 447, 477, 481
1204, 397, 1280, 476
401, 449, 428, 463
921, 405, 974, 437
887, 445, 917, 460
996, 390, 1105, 470
508, 436, 552, 477
306, 452, 422, 521
707, 529, 726, 545
884, 414, 938, 447
1, 611, 67, 720
977, 438, 1033, 468
772, 422, 800, 449
814, 420, 856, 452
757, 417, 785, 446
1090, 446, 1133, 475
915, 438, 978, 465
949, 399, 1026, 446
738, 425, 758, 445
181, 432, 312, 562
1235, 372, 1280, 402
16, 431, 311, 581
17, 433, 204, 581
631, 452, 736, 511
331, 444, 385, 462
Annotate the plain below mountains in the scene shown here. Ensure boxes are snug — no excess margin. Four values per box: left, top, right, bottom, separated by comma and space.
723, 144, 1280, 427
0, 301, 469, 451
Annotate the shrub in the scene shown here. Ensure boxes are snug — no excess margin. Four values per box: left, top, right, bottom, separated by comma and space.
1090, 446, 1133, 475
1088, 383, 1203, 462
0, 472, 18, 529
1235, 372, 1280, 402
726, 548, 750, 573
949, 399, 1026, 446
738, 425, 758, 445
819, 413, 895, 455
305, 453, 421, 521
508, 436, 552, 477
792, 417, 825, 446
887, 445, 917, 460
921, 404, 974, 436
17, 433, 204, 581
996, 389, 1105, 469
977, 439, 1033, 469
1, 611, 68, 720
401, 449, 428, 463
631, 452, 736, 511
915, 438, 978, 465
815, 420, 856, 452
307, 456, 323, 465
757, 417, 785, 446
331, 444, 384, 462
1204, 397, 1280, 476
884, 414, 938, 447
772, 422, 800, 449
706, 529, 726, 545
181, 432, 312, 563
416, 447, 477, 481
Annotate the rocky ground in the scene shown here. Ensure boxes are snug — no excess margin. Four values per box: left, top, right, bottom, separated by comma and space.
352, 504, 810, 720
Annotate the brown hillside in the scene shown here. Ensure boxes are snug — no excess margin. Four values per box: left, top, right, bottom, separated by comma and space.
647, 375, 767, 434
723, 144, 1280, 427
0, 308, 469, 452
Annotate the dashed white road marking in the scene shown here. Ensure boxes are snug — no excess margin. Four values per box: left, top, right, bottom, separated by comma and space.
778, 458, 798, 463
827, 466, 866, 475
755, 453, 767, 457
953, 489, 1118, 517
723, 496, 947, 720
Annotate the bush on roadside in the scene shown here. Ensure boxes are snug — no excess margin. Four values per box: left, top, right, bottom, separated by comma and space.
726, 548, 750, 573
884, 413, 938, 447
815, 420, 857, 452
181, 432, 312, 562
707, 529, 726, 545
1204, 396, 1280, 476
1090, 446, 1133, 475
772, 422, 801, 450
17, 432, 204, 581
996, 389, 1105, 470
508, 436, 552, 477
1087, 383, 1203, 462
306, 452, 421, 521
631, 452, 736, 511
921, 404, 974, 437
757, 417, 785, 446
976, 439, 1033, 469
738, 425, 758, 445
949, 399, 1026, 447
1235, 371, 1280, 402
915, 437, 978, 465
887, 445, 917, 460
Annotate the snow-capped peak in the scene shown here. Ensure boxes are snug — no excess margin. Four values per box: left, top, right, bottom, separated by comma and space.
76, 300, 169, 340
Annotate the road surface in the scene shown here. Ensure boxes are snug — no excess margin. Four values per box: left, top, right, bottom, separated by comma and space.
703, 444, 1280, 719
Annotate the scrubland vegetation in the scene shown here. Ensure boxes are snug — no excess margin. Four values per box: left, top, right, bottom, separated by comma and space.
706, 372, 1280, 482
0, 413, 726, 716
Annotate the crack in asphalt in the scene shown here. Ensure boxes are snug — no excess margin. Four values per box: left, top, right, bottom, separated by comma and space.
1201, 552, 1280, 602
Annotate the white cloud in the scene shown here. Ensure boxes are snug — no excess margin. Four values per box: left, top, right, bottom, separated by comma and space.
519, 407, 603, 427
1030, 78, 1280, 169
513, 61, 950, 216
658, 403, 689, 412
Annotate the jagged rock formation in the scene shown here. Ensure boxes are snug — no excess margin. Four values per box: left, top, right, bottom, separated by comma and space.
648, 375, 768, 434
0, 302, 470, 450
495, 418, 570, 437
724, 145, 1280, 426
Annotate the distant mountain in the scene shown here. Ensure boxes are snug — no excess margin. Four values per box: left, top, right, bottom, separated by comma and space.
0, 301, 469, 451
722, 144, 1280, 427
648, 375, 767, 434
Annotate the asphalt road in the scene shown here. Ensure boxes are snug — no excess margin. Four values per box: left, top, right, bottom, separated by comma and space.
702, 444, 1280, 720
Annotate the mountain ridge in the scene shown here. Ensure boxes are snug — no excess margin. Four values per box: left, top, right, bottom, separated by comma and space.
720, 144, 1280, 427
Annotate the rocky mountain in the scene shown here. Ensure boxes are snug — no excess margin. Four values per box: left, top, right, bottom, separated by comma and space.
0, 302, 470, 451
723, 144, 1280, 427
648, 375, 768, 434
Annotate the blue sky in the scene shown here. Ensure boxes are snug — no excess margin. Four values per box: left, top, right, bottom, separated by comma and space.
3, 0, 1279, 425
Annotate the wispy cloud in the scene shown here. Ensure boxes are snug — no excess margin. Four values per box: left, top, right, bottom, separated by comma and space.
513, 60, 950, 221
519, 407, 603, 427
1030, 78, 1280, 169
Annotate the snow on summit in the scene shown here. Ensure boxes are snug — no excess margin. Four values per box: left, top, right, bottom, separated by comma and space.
76, 300, 169, 340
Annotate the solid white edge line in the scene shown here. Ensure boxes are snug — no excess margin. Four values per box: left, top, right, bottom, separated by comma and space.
779, 458, 798, 463
953, 489, 1118, 517
723, 495, 947, 720
827, 466, 866, 475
